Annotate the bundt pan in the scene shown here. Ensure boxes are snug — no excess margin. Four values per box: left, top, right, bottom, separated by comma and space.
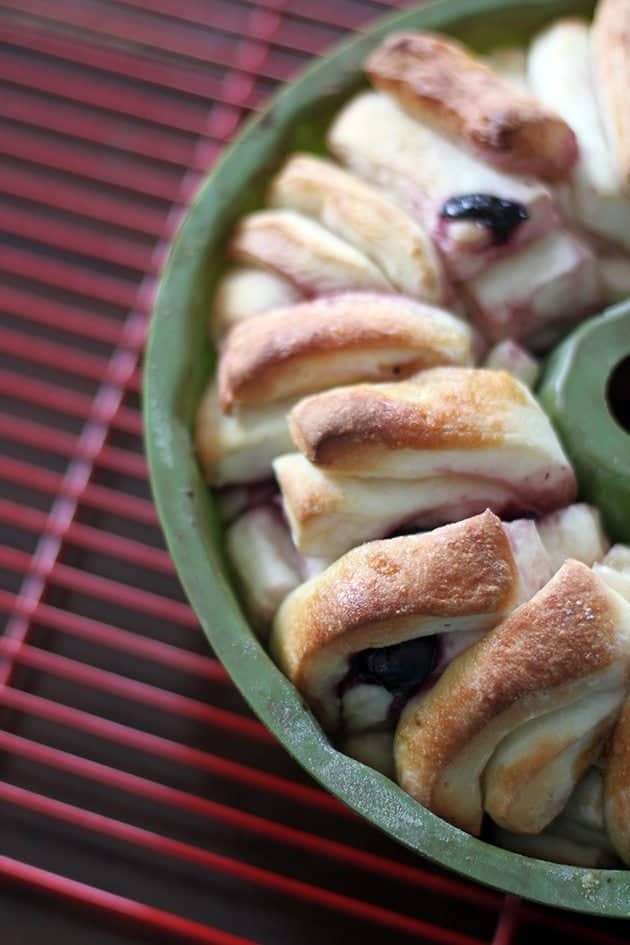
144, 0, 630, 915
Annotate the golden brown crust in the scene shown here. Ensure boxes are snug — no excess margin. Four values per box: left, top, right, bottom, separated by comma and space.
228, 210, 391, 294
366, 32, 577, 180
272, 510, 518, 685
217, 293, 472, 411
289, 368, 527, 467
396, 562, 619, 829
593, 0, 630, 193
605, 696, 630, 863
274, 454, 343, 531
268, 153, 444, 302
483, 698, 620, 833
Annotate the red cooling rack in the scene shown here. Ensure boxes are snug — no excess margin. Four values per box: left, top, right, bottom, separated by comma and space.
0, 3, 628, 943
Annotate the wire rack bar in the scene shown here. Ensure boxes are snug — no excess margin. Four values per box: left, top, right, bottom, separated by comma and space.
0, 684, 343, 813
0, 855, 258, 945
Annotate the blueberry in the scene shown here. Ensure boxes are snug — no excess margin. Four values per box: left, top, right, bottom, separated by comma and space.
440, 194, 528, 245
349, 636, 437, 693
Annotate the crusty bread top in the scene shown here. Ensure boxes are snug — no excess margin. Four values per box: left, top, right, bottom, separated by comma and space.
593, 0, 630, 193
289, 367, 529, 466
396, 561, 622, 812
217, 293, 472, 411
228, 210, 392, 294
366, 31, 577, 180
268, 153, 444, 302
272, 510, 518, 684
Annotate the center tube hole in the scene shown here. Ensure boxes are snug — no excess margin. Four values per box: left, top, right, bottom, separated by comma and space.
607, 354, 630, 434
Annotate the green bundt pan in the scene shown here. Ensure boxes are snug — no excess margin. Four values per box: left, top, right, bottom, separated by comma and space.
144, 0, 630, 915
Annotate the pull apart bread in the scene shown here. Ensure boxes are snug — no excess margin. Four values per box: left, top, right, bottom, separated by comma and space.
272, 511, 547, 737
197, 0, 630, 865
229, 209, 392, 295
593, 0, 630, 196
389, 537, 630, 852
592, 545, 630, 866
230, 499, 605, 640
528, 17, 630, 253
268, 154, 446, 304
271, 506, 607, 753
196, 295, 474, 486
365, 32, 577, 179
328, 93, 602, 338
211, 267, 301, 341
276, 367, 576, 558
492, 768, 618, 867
395, 561, 630, 837
328, 91, 559, 282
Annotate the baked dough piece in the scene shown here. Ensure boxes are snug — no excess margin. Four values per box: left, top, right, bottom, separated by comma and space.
225, 504, 330, 635
605, 695, 630, 864
218, 293, 474, 411
464, 230, 602, 348
538, 504, 609, 573
277, 368, 576, 556
271, 511, 552, 734
483, 339, 540, 388
593, 0, 630, 194
195, 382, 294, 486
226, 505, 303, 633
289, 368, 573, 479
201, 296, 474, 485
268, 154, 445, 303
211, 267, 301, 340
328, 92, 558, 280
528, 19, 630, 252
274, 453, 516, 558
229, 209, 392, 294
600, 548, 630, 864
395, 561, 630, 836
272, 504, 607, 771
594, 544, 630, 602
493, 768, 618, 867
340, 732, 396, 778
366, 32, 577, 179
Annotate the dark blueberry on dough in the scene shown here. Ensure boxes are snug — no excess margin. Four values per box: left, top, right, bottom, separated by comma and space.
349, 636, 437, 693
440, 194, 528, 245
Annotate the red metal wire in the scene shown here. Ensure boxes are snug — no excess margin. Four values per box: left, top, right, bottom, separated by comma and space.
1, 124, 202, 204
0, 855, 258, 945
0, 164, 180, 238
2, 50, 227, 141
1, 0, 296, 82
0, 454, 159, 525
1, 202, 166, 274
113, 0, 341, 57
2, 2, 626, 944
0, 634, 269, 738
2, 86, 204, 171
1, 21, 264, 109
0, 685, 342, 813
0, 776, 486, 944
0, 245, 151, 311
